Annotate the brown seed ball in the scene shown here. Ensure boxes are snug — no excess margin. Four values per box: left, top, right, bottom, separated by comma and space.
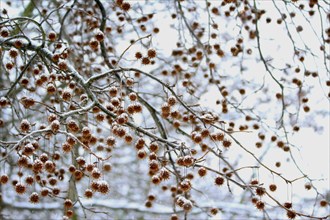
170, 214, 179, 220
135, 52, 143, 59
29, 192, 40, 203
269, 184, 277, 192
15, 183, 27, 194
0, 174, 9, 184
40, 188, 49, 197
95, 31, 104, 42
151, 175, 161, 184
89, 39, 99, 50
98, 180, 110, 194
58, 61, 68, 71
84, 189, 93, 198
64, 199, 73, 209
20, 119, 31, 132
284, 202, 292, 209
286, 210, 296, 219
147, 49, 156, 58
48, 31, 57, 42
141, 57, 150, 65
320, 199, 328, 207
198, 167, 207, 177
215, 176, 224, 186
255, 200, 265, 210
210, 207, 218, 215
121, 2, 131, 11
304, 182, 312, 190
66, 210, 74, 218
255, 187, 266, 196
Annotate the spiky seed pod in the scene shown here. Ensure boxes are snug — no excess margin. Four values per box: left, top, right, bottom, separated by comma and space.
145, 200, 152, 208
109, 86, 118, 97
50, 120, 60, 133
121, 2, 131, 11
89, 39, 99, 50
137, 149, 147, 159
15, 183, 26, 194
39, 153, 49, 163
32, 159, 43, 172
149, 142, 159, 152
151, 175, 161, 184
159, 168, 170, 181
86, 164, 95, 172
95, 30, 104, 42
62, 142, 73, 153
25, 176, 34, 185
98, 180, 110, 194
122, 77, 133, 87
180, 180, 191, 192
320, 199, 328, 207
147, 49, 156, 58
17, 156, 29, 167
183, 155, 194, 167
147, 194, 156, 201
128, 92, 137, 101
176, 196, 185, 207
66, 210, 74, 218
149, 152, 157, 160
20, 119, 31, 133
287, 210, 296, 219
0, 174, 9, 184
133, 103, 142, 113
106, 136, 116, 147
255, 200, 265, 210
255, 187, 266, 196
90, 181, 100, 191
40, 188, 49, 197
52, 187, 60, 195
48, 177, 57, 186
183, 200, 193, 212
284, 202, 292, 209
29, 192, 40, 203
269, 184, 277, 192
141, 57, 150, 65
222, 139, 232, 148
304, 182, 312, 190
167, 96, 177, 106
68, 165, 76, 173
84, 189, 93, 198
149, 160, 160, 172
44, 161, 55, 173
48, 31, 57, 42
103, 163, 112, 172
210, 208, 218, 215
215, 176, 224, 186
58, 61, 68, 71
116, 113, 129, 125
74, 170, 83, 181
91, 168, 102, 179
67, 120, 79, 133
198, 167, 207, 177
135, 52, 143, 59
66, 137, 76, 146
250, 179, 259, 185
124, 134, 133, 144
23, 143, 35, 156
61, 89, 72, 101
9, 48, 19, 59
64, 199, 73, 209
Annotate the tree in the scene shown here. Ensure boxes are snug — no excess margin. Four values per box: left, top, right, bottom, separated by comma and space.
0, 0, 329, 219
